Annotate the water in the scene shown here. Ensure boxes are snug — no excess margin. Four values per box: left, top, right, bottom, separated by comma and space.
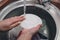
24, 0, 26, 16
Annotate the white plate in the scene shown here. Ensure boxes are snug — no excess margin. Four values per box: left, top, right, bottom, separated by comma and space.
20, 14, 42, 29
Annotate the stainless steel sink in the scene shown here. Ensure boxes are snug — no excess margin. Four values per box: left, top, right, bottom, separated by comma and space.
0, 0, 60, 40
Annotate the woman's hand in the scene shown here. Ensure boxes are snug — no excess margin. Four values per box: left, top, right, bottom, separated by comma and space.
17, 24, 42, 40
0, 16, 25, 31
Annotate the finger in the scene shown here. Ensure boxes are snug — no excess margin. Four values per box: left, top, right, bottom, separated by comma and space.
9, 16, 25, 22
9, 22, 20, 29
5, 16, 25, 25
19, 16, 24, 18
18, 16, 25, 21
21, 24, 42, 34
33, 24, 42, 29
0, 22, 20, 31
29, 24, 41, 33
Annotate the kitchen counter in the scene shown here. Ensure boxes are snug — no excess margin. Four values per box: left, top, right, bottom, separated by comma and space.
51, 2, 60, 9
0, 0, 17, 10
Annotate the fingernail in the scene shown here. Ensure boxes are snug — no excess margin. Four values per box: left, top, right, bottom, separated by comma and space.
20, 18, 25, 21
18, 22, 22, 24
20, 15, 24, 18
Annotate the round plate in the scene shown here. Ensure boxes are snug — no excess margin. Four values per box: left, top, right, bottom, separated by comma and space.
20, 14, 42, 29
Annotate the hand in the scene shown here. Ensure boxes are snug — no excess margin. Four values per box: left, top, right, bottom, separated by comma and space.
0, 16, 25, 31
17, 24, 42, 40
